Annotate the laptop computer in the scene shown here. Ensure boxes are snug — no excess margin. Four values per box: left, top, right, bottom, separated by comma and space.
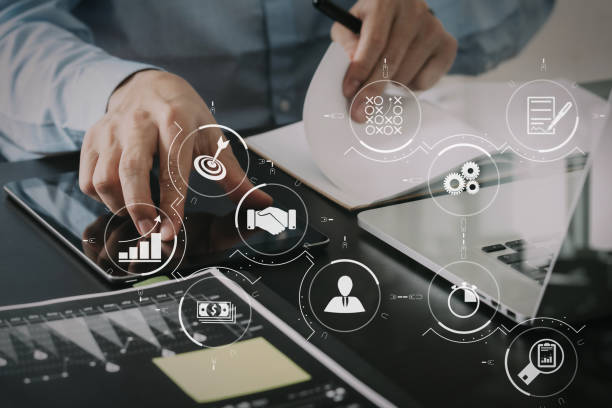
358, 96, 612, 324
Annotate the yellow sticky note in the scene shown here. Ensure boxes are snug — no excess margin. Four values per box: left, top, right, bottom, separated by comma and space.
153, 337, 311, 403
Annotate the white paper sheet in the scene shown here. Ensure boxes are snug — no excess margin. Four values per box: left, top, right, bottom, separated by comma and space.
302, 43, 481, 206
246, 122, 368, 209
248, 42, 608, 210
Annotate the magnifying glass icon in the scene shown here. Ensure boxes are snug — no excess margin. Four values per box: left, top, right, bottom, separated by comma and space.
518, 338, 564, 385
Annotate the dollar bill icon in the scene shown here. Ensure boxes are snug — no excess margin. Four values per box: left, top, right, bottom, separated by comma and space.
196, 301, 236, 324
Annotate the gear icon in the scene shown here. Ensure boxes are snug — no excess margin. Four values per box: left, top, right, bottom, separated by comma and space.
443, 172, 465, 196
461, 161, 480, 180
466, 180, 480, 195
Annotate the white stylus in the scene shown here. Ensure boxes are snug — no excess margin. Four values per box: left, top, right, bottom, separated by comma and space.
547, 101, 573, 131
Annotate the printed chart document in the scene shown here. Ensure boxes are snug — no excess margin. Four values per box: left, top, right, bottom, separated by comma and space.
0, 269, 409, 407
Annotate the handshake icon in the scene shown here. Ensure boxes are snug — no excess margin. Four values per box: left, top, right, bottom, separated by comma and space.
247, 207, 297, 236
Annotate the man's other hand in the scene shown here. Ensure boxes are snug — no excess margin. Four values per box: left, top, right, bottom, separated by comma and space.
79, 70, 271, 241
331, 0, 458, 121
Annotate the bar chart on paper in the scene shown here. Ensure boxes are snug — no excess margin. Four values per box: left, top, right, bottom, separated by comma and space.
118, 233, 162, 263
0, 275, 255, 386
0, 273, 384, 408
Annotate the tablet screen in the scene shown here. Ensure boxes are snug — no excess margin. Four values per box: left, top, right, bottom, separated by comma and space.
4, 172, 328, 280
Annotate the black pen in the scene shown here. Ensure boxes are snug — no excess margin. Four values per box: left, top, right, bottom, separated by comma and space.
313, 0, 362, 35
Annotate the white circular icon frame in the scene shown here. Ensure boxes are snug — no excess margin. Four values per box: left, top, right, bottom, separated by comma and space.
174, 124, 250, 199
348, 79, 422, 157
307, 259, 381, 334
103, 203, 184, 277
234, 183, 309, 257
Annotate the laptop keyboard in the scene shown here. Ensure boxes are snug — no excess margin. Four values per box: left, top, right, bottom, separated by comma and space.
482, 239, 553, 284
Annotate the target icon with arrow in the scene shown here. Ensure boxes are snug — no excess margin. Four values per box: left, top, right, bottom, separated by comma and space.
193, 136, 230, 181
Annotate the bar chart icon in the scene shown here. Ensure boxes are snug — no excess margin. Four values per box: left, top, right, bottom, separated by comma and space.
118, 233, 162, 263
537, 342, 557, 369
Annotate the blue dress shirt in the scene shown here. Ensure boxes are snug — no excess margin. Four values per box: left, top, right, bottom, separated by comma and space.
0, 0, 554, 160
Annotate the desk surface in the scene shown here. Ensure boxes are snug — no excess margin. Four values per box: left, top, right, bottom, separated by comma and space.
1, 81, 611, 407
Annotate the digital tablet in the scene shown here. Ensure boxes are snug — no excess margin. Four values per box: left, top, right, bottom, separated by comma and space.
4, 172, 329, 283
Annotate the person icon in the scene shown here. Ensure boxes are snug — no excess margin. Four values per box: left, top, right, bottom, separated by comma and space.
324, 275, 365, 314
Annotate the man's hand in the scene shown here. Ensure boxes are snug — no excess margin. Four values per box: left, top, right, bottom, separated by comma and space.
331, 0, 458, 121
79, 70, 271, 241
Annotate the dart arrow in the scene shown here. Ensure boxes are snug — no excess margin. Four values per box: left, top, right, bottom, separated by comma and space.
212, 137, 230, 163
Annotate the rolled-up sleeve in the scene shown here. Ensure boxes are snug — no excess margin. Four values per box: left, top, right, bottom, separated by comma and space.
430, 0, 556, 75
0, 0, 156, 157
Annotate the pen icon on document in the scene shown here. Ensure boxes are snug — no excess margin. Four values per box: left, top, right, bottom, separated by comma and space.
527, 96, 572, 135
547, 101, 572, 131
